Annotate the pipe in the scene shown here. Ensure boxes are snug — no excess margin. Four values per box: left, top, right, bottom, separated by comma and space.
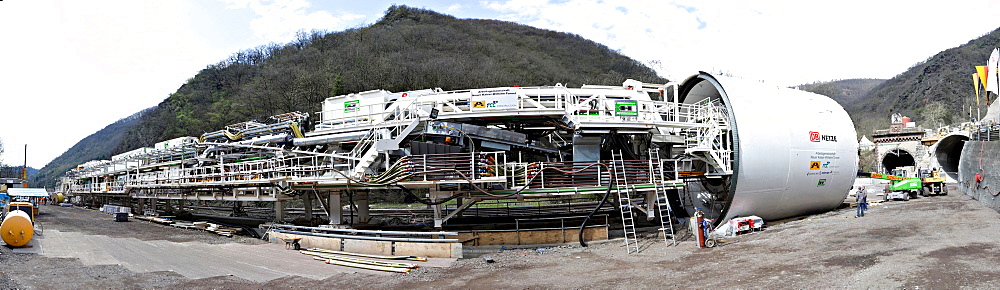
300, 251, 418, 268
272, 229, 458, 242
237, 134, 292, 146
578, 162, 613, 247
306, 247, 427, 261
273, 224, 457, 236
312, 256, 412, 273
292, 131, 369, 147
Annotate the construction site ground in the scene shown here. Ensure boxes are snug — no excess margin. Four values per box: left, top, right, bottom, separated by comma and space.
3, 181, 1000, 288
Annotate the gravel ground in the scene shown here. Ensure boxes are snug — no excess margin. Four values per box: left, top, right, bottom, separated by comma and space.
4, 184, 1000, 289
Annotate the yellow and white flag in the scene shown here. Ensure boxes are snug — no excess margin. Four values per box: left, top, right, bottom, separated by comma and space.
987, 48, 1000, 96
976, 66, 988, 96
974, 72, 981, 106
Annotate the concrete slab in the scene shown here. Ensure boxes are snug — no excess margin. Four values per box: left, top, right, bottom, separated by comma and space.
35, 230, 73, 257
145, 240, 291, 281
197, 242, 345, 280
9, 237, 41, 254
27, 228, 457, 281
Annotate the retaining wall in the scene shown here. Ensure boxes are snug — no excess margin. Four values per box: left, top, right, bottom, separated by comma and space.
958, 141, 1000, 212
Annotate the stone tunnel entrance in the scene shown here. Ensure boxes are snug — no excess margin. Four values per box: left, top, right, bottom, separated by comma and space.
881, 149, 915, 173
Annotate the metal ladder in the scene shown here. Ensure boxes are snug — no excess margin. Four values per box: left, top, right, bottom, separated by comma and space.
650, 149, 677, 246
612, 150, 639, 254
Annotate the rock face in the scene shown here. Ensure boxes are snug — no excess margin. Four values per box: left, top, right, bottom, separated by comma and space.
958, 140, 1000, 212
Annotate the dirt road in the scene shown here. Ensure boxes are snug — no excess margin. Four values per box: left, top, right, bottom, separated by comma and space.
3, 185, 1000, 288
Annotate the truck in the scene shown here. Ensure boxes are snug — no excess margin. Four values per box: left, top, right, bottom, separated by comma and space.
917, 168, 948, 196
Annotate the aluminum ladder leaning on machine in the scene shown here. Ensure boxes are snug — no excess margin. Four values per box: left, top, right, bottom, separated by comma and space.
650, 148, 677, 246
612, 150, 639, 254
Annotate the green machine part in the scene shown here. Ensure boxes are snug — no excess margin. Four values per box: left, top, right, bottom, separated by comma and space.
889, 178, 922, 191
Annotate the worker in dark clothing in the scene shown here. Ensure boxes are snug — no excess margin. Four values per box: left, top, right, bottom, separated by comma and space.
855, 186, 867, 217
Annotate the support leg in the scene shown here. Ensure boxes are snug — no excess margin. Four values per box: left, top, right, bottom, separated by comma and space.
303, 193, 313, 221
433, 204, 443, 228
356, 191, 369, 225
328, 191, 342, 225
275, 199, 285, 222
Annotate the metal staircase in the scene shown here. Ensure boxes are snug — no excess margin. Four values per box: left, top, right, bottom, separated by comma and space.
350, 100, 425, 178
684, 101, 733, 175
612, 150, 639, 254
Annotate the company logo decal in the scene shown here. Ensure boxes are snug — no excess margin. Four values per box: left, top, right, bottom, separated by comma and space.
809, 161, 821, 170
344, 100, 359, 113
809, 131, 837, 142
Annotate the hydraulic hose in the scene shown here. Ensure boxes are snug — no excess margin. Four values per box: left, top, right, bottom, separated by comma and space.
579, 169, 614, 247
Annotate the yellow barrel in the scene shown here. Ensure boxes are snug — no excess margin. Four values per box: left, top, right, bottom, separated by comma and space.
1, 210, 34, 247
56, 193, 65, 204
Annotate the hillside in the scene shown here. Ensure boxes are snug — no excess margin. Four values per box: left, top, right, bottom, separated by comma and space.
0, 166, 39, 179
32, 5, 665, 187
797, 79, 886, 106
845, 28, 1000, 137
29, 108, 151, 187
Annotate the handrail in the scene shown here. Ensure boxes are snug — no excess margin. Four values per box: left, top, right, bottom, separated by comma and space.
273, 229, 458, 243
271, 224, 457, 236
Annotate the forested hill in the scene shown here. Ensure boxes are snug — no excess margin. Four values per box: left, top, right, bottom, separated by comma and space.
31, 5, 665, 187
807, 27, 1000, 138
30, 108, 151, 187
797, 79, 886, 106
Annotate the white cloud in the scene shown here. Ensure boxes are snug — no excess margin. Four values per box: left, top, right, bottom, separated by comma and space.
2, 0, 998, 171
484, 0, 1000, 86
446, 3, 464, 12
0, 0, 230, 168
222, 0, 365, 43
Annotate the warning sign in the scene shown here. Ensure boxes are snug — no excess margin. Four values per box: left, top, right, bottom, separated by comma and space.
809, 161, 821, 170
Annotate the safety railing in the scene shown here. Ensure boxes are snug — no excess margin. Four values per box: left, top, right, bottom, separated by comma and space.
403, 152, 507, 182
563, 97, 710, 128
522, 159, 662, 189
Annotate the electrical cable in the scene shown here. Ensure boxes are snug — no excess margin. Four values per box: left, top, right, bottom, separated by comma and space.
578, 166, 613, 247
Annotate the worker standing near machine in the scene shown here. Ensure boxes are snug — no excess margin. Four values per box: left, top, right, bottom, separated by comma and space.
855, 186, 867, 218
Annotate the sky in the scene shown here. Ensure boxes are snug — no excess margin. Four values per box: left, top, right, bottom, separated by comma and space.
0, 0, 998, 169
